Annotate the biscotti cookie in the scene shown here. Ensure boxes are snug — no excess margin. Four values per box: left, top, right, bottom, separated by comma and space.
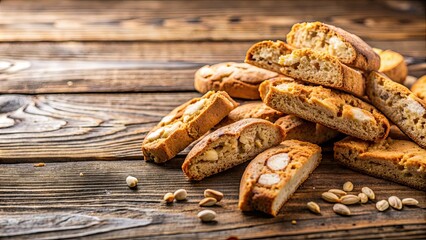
367, 71, 426, 148
334, 137, 426, 190
411, 75, 426, 102
194, 62, 279, 100
275, 115, 341, 144
286, 22, 380, 71
142, 91, 238, 163
373, 48, 408, 83
224, 101, 285, 125
245, 41, 365, 97
260, 78, 390, 141
239, 140, 322, 216
182, 118, 284, 180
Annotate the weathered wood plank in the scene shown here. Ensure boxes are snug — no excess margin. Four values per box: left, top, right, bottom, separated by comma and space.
0, 157, 425, 239
0, 0, 424, 42
0, 41, 424, 94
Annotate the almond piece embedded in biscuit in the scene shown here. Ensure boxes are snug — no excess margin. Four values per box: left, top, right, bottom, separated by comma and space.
266, 153, 290, 171
258, 173, 280, 186
405, 97, 425, 115
146, 127, 164, 141
349, 107, 374, 122
202, 149, 219, 161
160, 114, 176, 125
183, 99, 207, 122
162, 121, 182, 138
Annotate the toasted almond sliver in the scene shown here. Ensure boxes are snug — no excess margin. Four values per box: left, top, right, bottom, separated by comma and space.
343, 181, 354, 192
328, 189, 347, 197
322, 192, 340, 203
199, 197, 217, 207
333, 203, 351, 216
307, 201, 321, 214
204, 189, 224, 202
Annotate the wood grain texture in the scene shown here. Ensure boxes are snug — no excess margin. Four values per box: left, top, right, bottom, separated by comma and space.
0, 156, 425, 239
0, 0, 424, 42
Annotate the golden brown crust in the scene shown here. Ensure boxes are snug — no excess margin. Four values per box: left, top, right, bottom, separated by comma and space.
245, 40, 294, 73
411, 75, 426, 102
227, 101, 285, 123
260, 77, 390, 142
194, 62, 279, 100
334, 137, 426, 190
239, 140, 322, 216
286, 22, 380, 71
373, 48, 408, 83
142, 91, 238, 163
367, 71, 426, 148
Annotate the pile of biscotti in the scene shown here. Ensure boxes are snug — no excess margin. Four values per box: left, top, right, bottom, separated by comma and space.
142, 22, 426, 217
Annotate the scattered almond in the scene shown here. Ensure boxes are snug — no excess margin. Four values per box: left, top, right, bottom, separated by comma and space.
79, 172, 84, 177
204, 189, 224, 202
321, 192, 340, 203
126, 176, 138, 188
340, 195, 360, 205
198, 210, 216, 222
361, 187, 375, 200
343, 181, 354, 192
333, 203, 351, 216
199, 197, 217, 207
174, 189, 187, 201
358, 193, 368, 203
163, 192, 174, 203
291, 220, 297, 225
328, 189, 347, 197
388, 196, 402, 210
307, 201, 321, 214
402, 198, 419, 206
33, 163, 45, 167
376, 200, 389, 212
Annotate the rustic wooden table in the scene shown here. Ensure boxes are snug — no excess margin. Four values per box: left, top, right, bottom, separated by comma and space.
0, 0, 425, 239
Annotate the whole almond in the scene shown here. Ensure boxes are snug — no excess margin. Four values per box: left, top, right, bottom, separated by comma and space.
204, 189, 224, 202
321, 192, 340, 203
333, 203, 351, 216
402, 198, 419, 206
174, 189, 187, 201
388, 196, 402, 210
126, 176, 138, 188
328, 189, 347, 197
361, 187, 375, 200
197, 210, 216, 222
358, 193, 368, 203
199, 197, 217, 207
343, 181, 354, 192
307, 201, 321, 214
163, 192, 174, 203
376, 200, 389, 212
340, 195, 360, 205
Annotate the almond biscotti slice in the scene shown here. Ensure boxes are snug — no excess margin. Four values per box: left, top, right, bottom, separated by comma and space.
194, 62, 280, 100
260, 78, 390, 141
367, 71, 426, 148
373, 48, 408, 83
411, 75, 426, 102
142, 91, 238, 163
275, 115, 341, 144
239, 140, 322, 216
182, 118, 284, 180
286, 22, 380, 71
334, 137, 426, 191
245, 41, 365, 97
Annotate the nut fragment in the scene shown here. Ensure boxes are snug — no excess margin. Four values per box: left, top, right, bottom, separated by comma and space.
198, 210, 216, 222
199, 197, 217, 207
163, 192, 174, 203
333, 203, 351, 216
376, 200, 389, 212
174, 189, 187, 201
388, 196, 403, 210
266, 153, 290, 171
321, 192, 340, 203
361, 187, 375, 200
343, 181, 354, 192
307, 201, 321, 214
258, 173, 280, 186
126, 176, 138, 188
328, 189, 347, 197
358, 193, 368, 203
33, 163, 45, 167
204, 189, 224, 202
402, 198, 419, 206
202, 149, 219, 161
340, 195, 360, 205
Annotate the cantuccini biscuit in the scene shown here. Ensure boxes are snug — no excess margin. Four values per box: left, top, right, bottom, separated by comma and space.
239, 140, 322, 216
373, 48, 408, 83
367, 71, 426, 148
275, 115, 341, 144
286, 22, 380, 71
142, 91, 238, 163
194, 62, 279, 100
411, 75, 426, 102
334, 137, 426, 191
260, 77, 390, 142
245, 41, 365, 97
182, 118, 284, 180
